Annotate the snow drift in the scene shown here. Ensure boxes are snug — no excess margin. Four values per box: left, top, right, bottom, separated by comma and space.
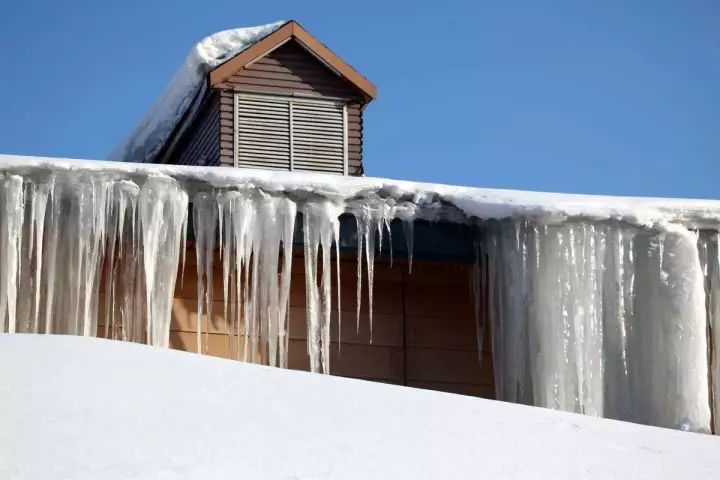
0, 154, 719, 433
1, 334, 719, 480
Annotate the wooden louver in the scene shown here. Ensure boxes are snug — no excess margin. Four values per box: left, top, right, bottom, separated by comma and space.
235, 94, 291, 171
235, 93, 347, 175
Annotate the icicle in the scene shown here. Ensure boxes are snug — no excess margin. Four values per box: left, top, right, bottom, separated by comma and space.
256, 194, 296, 367
193, 192, 218, 354
364, 214, 376, 342
699, 231, 720, 434
29, 181, 49, 333
60, 175, 112, 338
472, 233, 484, 363
713, 232, 720, 435
403, 219, 415, 274
226, 191, 250, 360
229, 192, 254, 362
349, 198, 399, 342
218, 193, 233, 336
303, 199, 342, 373
114, 181, 140, 340
0, 175, 25, 333
351, 205, 378, 341
277, 197, 296, 368
355, 215, 364, 334
335, 220, 342, 349
104, 188, 118, 339
384, 217, 393, 268
218, 200, 224, 260
43, 180, 60, 334
248, 208, 261, 363
629, 225, 710, 431
601, 225, 633, 420
179, 207, 188, 287
118, 182, 140, 342
216, 191, 297, 366
139, 176, 188, 348
486, 219, 712, 432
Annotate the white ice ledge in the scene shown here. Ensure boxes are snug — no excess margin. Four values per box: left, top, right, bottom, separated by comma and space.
2, 154, 720, 229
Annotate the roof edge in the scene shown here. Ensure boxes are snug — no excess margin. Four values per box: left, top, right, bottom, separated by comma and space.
208, 20, 377, 102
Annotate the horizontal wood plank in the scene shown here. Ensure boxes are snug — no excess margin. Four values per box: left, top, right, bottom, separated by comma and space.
405, 348, 494, 385
100, 253, 493, 397
406, 381, 495, 399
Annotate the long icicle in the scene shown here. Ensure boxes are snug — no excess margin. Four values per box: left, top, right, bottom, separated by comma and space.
139, 176, 188, 348
193, 192, 218, 354
0, 175, 25, 334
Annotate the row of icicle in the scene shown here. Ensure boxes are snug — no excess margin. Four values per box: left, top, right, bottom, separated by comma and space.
0, 172, 417, 375
481, 219, 719, 433
192, 192, 417, 372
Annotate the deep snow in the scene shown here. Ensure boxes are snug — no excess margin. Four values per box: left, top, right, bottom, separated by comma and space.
1, 334, 719, 480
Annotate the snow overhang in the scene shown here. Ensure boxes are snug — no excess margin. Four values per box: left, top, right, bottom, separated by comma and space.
3, 154, 720, 231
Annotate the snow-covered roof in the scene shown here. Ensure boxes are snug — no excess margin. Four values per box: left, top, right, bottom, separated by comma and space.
1, 334, 718, 479
3, 154, 720, 229
109, 21, 285, 164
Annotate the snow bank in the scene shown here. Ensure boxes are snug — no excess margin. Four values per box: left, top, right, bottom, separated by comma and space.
109, 21, 284, 164
1, 334, 718, 480
3, 154, 720, 229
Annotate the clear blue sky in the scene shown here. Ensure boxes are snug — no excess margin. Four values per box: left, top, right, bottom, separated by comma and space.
0, 0, 717, 198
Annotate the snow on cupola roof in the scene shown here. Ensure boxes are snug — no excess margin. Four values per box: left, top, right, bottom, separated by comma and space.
109, 21, 285, 164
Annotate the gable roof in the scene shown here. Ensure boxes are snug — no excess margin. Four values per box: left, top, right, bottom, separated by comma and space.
209, 20, 377, 102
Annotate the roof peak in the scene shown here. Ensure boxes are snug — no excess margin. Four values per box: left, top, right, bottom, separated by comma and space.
209, 20, 376, 101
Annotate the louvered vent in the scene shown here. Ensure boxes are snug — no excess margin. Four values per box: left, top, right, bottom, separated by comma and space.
235, 93, 347, 175
291, 100, 346, 174
235, 95, 291, 170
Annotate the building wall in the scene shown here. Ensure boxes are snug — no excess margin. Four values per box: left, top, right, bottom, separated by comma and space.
166, 92, 221, 166
100, 250, 494, 399
214, 41, 365, 175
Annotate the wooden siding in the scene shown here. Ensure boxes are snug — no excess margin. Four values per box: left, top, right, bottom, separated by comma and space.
215, 41, 365, 175
167, 92, 221, 166
98, 251, 494, 399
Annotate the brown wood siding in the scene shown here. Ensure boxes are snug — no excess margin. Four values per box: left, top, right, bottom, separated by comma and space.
215, 41, 365, 175
168, 92, 221, 166
346, 103, 363, 175
98, 252, 493, 399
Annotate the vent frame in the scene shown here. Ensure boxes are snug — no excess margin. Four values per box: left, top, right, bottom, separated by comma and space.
234, 92, 348, 175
